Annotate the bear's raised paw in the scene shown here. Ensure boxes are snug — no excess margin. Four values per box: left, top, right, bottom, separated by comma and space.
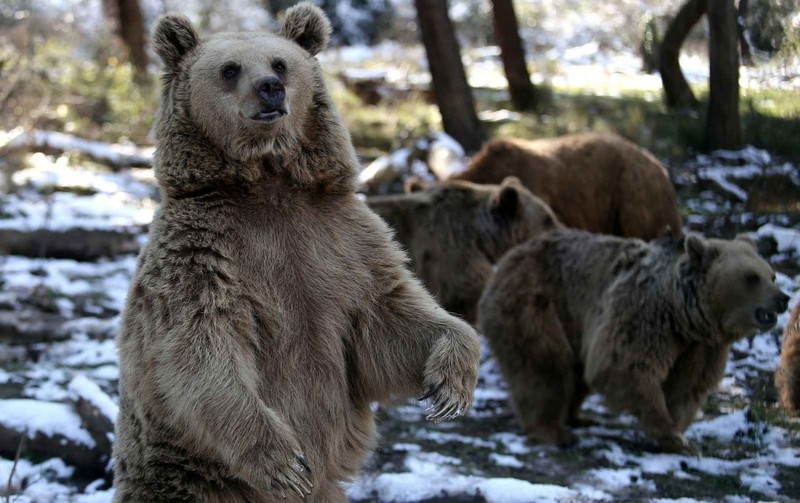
420, 332, 481, 423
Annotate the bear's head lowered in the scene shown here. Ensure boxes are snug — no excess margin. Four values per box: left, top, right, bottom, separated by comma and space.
686, 235, 789, 341
151, 3, 355, 194
394, 177, 561, 321
406, 177, 561, 263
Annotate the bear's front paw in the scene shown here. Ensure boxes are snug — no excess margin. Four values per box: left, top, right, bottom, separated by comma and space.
657, 433, 700, 457
420, 331, 480, 423
240, 436, 313, 499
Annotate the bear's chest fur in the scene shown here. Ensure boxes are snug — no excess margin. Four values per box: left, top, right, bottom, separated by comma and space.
235, 189, 372, 383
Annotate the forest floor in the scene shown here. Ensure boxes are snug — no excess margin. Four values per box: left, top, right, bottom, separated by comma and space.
0, 47, 799, 503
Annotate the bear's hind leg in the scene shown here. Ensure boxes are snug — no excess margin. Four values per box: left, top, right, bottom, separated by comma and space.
566, 375, 596, 428
485, 293, 576, 447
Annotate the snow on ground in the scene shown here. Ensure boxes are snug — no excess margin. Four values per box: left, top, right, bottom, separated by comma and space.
0, 153, 157, 232
0, 399, 96, 447
323, 39, 799, 99
0, 148, 799, 501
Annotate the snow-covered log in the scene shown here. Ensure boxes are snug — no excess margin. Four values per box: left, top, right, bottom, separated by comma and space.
0, 228, 141, 261
0, 129, 154, 169
68, 376, 117, 467
0, 399, 106, 474
0, 310, 69, 344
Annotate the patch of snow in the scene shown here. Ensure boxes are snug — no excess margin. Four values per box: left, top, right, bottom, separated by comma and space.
0, 399, 95, 447
488, 453, 524, 468
348, 472, 581, 503
68, 375, 119, 423
13, 153, 155, 198
74, 489, 115, 502
0, 191, 155, 232
490, 432, 530, 455
757, 224, 800, 255
479, 109, 522, 123
687, 409, 748, 442
740, 468, 780, 497
586, 468, 654, 491
0, 129, 154, 168
0, 153, 156, 232
404, 451, 461, 475
414, 429, 496, 449
391, 443, 422, 453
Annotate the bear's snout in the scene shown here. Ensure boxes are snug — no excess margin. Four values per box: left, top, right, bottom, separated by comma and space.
252, 76, 287, 121
774, 291, 790, 314
754, 291, 788, 330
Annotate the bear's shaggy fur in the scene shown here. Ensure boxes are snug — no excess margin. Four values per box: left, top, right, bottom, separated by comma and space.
479, 230, 788, 453
368, 177, 561, 323
453, 133, 683, 240
777, 301, 800, 415
113, 5, 481, 502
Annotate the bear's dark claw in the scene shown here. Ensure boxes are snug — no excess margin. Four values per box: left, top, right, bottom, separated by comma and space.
297, 455, 312, 474
418, 382, 443, 401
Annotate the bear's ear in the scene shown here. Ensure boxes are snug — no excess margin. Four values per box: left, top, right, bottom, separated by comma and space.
153, 14, 200, 70
541, 212, 558, 230
491, 185, 519, 220
280, 2, 331, 56
685, 234, 719, 269
735, 233, 758, 251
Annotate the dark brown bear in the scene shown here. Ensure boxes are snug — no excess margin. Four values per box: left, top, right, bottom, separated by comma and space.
479, 230, 788, 453
368, 177, 561, 323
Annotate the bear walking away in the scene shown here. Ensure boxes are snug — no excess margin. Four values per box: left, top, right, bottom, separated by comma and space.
453, 133, 683, 240
777, 301, 800, 415
368, 177, 561, 323
113, 5, 481, 502
479, 230, 788, 453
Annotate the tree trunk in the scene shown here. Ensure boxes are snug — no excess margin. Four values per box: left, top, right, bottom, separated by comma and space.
490, 0, 537, 111
415, 0, 485, 152
737, 0, 752, 65
102, 0, 149, 79
640, 12, 660, 73
659, 0, 707, 110
706, 0, 743, 150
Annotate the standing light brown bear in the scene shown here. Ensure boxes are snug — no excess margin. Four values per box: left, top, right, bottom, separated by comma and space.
113, 5, 481, 502
777, 301, 800, 415
368, 177, 562, 324
479, 230, 789, 453
452, 133, 683, 240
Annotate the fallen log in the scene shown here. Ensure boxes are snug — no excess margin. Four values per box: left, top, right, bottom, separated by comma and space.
0, 310, 70, 344
0, 399, 106, 475
0, 129, 154, 169
0, 227, 142, 261
69, 376, 118, 468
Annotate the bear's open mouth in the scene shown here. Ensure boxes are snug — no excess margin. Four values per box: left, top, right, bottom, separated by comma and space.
754, 307, 777, 328
252, 108, 288, 123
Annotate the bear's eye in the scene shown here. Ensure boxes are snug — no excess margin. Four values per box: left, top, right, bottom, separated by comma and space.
221, 62, 241, 81
272, 59, 287, 74
745, 273, 760, 287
